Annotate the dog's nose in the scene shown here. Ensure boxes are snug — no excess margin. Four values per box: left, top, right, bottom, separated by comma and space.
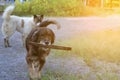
45, 42, 49, 45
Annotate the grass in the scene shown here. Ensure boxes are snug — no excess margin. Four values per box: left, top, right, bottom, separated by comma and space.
19, 25, 120, 79
56, 29, 120, 64
41, 69, 119, 80
40, 29, 120, 80
42, 70, 81, 80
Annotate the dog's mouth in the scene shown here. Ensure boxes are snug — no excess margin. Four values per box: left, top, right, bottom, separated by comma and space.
40, 40, 51, 45
40, 42, 51, 46
44, 41, 50, 45
39, 41, 51, 50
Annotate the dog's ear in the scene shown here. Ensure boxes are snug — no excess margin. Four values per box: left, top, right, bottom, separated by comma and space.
50, 30, 55, 44
34, 15, 37, 19
40, 15, 44, 22
31, 30, 40, 42
51, 34, 55, 44
29, 41, 38, 47
41, 15, 44, 18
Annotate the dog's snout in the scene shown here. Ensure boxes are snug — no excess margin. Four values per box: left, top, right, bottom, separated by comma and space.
45, 41, 49, 45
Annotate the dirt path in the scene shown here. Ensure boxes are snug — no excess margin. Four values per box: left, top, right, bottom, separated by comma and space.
1, 15, 120, 80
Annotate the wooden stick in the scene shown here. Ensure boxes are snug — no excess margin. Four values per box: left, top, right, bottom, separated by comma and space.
29, 42, 72, 51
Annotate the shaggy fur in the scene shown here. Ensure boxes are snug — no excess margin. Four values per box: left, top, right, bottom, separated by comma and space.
26, 28, 55, 80
1, 5, 43, 47
25, 20, 60, 80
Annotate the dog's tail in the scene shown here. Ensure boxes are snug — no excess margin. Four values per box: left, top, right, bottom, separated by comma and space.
2, 5, 15, 20
38, 20, 61, 29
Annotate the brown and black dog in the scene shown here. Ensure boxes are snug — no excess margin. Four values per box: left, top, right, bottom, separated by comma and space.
25, 20, 60, 80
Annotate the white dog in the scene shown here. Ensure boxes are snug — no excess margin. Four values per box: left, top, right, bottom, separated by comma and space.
1, 5, 43, 47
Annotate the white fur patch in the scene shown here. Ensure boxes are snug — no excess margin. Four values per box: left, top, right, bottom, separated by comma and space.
32, 61, 40, 72
36, 22, 40, 26
39, 41, 51, 51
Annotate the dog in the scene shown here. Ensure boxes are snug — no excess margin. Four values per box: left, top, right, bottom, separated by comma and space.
1, 5, 43, 47
25, 20, 60, 80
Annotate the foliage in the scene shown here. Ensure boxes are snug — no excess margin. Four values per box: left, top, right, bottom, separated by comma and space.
2, 0, 120, 16
12, 0, 85, 16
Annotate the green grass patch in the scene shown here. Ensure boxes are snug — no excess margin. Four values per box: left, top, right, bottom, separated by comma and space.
41, 69, 119, 80
56, 30, 120, 64
96, 72, 119, 80
42, 69, 81, 80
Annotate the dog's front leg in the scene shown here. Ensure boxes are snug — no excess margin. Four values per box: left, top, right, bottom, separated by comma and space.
26, 56, 46, 80
28, 61, 42, 80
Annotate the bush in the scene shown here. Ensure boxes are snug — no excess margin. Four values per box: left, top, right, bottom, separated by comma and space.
13, 0, 85, 16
